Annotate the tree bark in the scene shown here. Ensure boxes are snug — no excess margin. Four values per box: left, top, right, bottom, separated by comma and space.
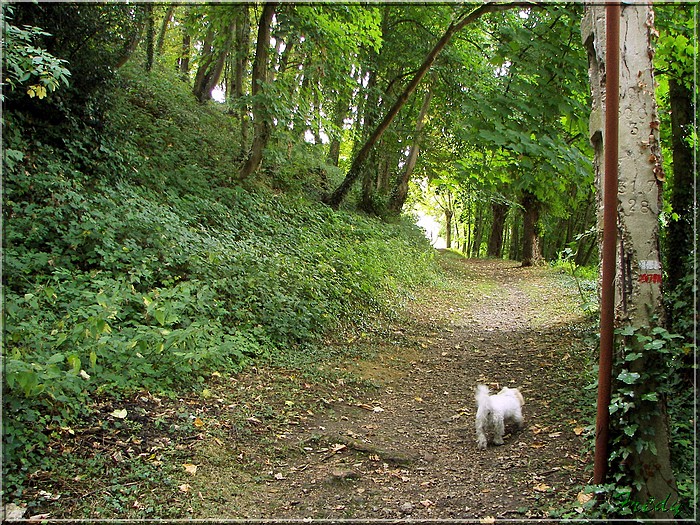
583, 4, 678, 517
234, 5, 251, 156
444, 208, 453, 249
238, 2, 277, 180
178, 27, 191, 80
521, 191, 542, 267
487, 201, 509, 258
323, 2, 520, 209
144, 3, 154, 72
192, 18, 235, 103
666, 77, 694, 295
156, 4, 175, 56
389, 87, 433, 215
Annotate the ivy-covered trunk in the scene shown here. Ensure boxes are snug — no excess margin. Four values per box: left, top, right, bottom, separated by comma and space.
583, 4, 678, 517
238, 2, 276, 180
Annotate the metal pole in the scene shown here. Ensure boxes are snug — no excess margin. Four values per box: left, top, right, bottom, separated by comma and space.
594, 1, 620, 486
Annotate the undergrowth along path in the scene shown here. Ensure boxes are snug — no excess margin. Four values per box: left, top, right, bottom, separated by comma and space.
190, 253, 596, 520
18, 253, 597, 520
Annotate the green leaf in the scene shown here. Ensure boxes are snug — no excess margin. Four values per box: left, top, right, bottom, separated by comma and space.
47, 353, 65, 365
618, 325, 636, 336
623, 424, 638, 437
617, 370, 640, 385
154, 309, 166, 326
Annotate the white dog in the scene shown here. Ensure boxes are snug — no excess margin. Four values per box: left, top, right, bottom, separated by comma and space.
475, 384, 524, 449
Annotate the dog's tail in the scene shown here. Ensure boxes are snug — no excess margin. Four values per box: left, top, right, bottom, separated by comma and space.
475, 384, 491, 409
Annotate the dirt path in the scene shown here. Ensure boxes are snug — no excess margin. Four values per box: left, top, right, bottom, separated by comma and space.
188, 255, 596, 520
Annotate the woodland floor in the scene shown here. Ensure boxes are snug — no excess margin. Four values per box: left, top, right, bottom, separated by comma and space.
18, 253, 599, 521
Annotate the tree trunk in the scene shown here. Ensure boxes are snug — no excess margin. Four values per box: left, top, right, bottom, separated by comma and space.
238, 2, 277, 180
323, 2, 519, 209
444, 208, 453, 249
666, 77, 694, 295
156, 4, 174, 56
327, 85, 353, 167
487, 201, 509, 258
509, 213, 521, 261
234, 5, 251, 156
521, 191, 542, 267
178, 31, 191, 80
389, 87, 433, 215
192, 19, 234, 103
583, 4, 678, 517
471, 204, 485, 258
144, 3, 154, 72
115, 5, 147, 69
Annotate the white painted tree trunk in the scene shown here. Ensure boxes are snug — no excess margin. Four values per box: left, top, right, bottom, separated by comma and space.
582, 3, 678, 518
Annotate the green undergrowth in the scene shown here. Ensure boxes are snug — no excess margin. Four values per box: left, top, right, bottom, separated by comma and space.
2, 63, 441, 500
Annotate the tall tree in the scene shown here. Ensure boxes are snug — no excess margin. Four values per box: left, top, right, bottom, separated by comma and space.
654, 6, 696, 305
192, 7, 236, 103
583, 4, 678, 516
238, 2, 277, 180
389, 85, 433, 214
323, 2, 519, 210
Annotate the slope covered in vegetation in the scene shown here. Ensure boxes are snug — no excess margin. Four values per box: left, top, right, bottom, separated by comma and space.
2, 63, 440, 495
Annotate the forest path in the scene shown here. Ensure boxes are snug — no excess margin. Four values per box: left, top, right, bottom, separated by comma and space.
191, 253, 596, 520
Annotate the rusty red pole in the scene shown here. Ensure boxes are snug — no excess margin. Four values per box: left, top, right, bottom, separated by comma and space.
594, 1, 620, 486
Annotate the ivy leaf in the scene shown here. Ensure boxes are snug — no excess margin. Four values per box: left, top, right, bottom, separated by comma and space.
618, 325, 636, 336
617, 370, 640, 385
623, 424, 638, 437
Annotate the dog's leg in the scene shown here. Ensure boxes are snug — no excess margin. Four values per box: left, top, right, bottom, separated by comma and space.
513, 407, 524, 428
493, 413, 505, 445
475, 409, 488, 449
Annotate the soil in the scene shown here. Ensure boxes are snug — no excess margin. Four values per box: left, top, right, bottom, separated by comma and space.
186, 255, 597, 520
16, 254, 597, 521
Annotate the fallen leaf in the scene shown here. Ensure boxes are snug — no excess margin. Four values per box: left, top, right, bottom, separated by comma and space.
420, 499, 434, 508
573, 426, 585, 436
183, 463, 198, 475
548, 432, 562, 438
179, 484, 191, 493
372, 406, 385, 413
111, 408, 128, 419
531, 443, 545, 449
274, 472, 285, 480
480, 517, 496, 524
414, 397, 424, 402
576, 491, 594, 505
193, 417, 205, 428
534, 483, 551, 492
